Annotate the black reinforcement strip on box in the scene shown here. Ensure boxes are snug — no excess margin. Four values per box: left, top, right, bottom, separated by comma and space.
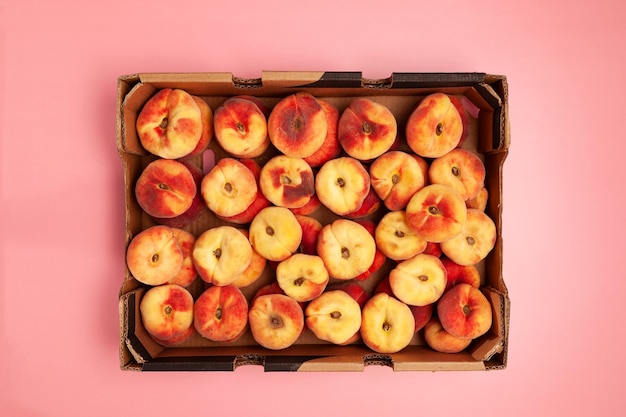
390, 72, 486, 88
142, 357, 238, 372
263, 356, 325, 372
126, 292, 153, 363
298, 71, 363, 88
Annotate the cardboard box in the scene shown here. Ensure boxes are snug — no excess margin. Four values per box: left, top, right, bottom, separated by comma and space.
117, 71, 510, 372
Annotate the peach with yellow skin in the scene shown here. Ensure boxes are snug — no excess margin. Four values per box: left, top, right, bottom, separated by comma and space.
352, 219, 387, 282
140, 284, 194, 341
370, 151, 426, 211
374, 276, 433, 333
249, 206, 303, 262
268, 92, 328, 158
466, 186, 488, 211
360, 293, 415, 354
338, 98, 397, 161
167, 228, 197, 287
213, 97, 269, 158
317, 219, 376, 280
193, 284, 248, 342
201, 158, 258, 218
344, 185, 382, 220
135, 159, 196, 219
406, 93, 463, 158
231, 230, 267, 288
126, 225, 184, 286
429, 148, 486, 201
423, 317, 472, 353
303, 99, 341, 167
259, 155, 315, 209
315, 157, 371, 216
217, 158, 271, 225
136, 88, 204, 159
389, 253, 447, 307
405, 183, 467, 243
375, 210, 428, 261
437, 283, 492, 339
192, 225, 253, 286
276, 254, 329, 303
248, 293, 305, 350
440, 208, 496, 266
305, 290, 362, 345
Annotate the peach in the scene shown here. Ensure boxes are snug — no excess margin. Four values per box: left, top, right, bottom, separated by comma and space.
326, 281, 370, 308
466, 186, 489, 211
213, 97, 269, 158
405, 183, 467, 243
217, 158, 271, 225
360, 293, 415, 354
343, 185, 382, 220
151, 159, 205, 228
429, 148, 486, 201
373, 276, 433, 333
317, 219, 376, 280
290, 193, 322, 216
338, 98, 397, 161
192, 225, 253, 286
406, 93, 463, 158
276, 254, 329, 303
231, 230, 267, 288
370, 151, 426, 211
248, 293, 305, 350
233, 95, 271, 118
135, 159, 196, 219
267, 92, 328, 158
167, 228, 198, 287
437, 283, 492, 339
303, 99, 341, 167
193, 284, 248, 342
186, 96, 214, 156
249, 206, 302, 262
423, 241, 443, 258
352, 219, 387, 282
375, 210, 428, 261
295, 215, 323, 256
449, 95, 471, 148
259, 155, 315, 209
440, 208, 497, 266
136, 88, 204, 159
201, 157, 258, 218
315, 157, 371, 216
150, 325, 195, 347
126, 225, 184, 286
305, 290, 362, 345
423, 316, 472, 353
441, 257, 481, 291
389, 253, 447, 306
139, 284, 194, 341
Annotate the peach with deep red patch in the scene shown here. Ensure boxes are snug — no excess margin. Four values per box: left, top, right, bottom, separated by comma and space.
193, 284, 248, 342
268, 92, 328, 158
140, 284, 194, 341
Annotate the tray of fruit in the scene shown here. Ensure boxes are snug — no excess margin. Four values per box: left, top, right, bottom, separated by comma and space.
117, 71, 510, 372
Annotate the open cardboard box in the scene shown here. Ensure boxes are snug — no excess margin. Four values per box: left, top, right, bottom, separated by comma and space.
117, 71, 510, 372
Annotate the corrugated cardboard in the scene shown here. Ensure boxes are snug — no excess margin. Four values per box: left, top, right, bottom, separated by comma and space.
117, 71, 510, 372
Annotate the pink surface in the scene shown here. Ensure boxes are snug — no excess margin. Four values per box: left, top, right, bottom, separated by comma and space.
1, 0, 625, 415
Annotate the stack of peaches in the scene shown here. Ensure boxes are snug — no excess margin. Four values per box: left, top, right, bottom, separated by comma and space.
125, 88, 496, 355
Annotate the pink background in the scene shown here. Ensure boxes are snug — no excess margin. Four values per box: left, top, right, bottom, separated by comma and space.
1, 0, 625, 415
